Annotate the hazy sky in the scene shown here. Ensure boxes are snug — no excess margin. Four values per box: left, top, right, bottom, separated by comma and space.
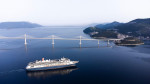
0, 0, 150, 25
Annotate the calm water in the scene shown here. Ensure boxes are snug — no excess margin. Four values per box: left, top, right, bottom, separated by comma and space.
0, 27, 150, 84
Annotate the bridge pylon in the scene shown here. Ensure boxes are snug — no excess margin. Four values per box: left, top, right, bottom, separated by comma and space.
24, 34, 27, 45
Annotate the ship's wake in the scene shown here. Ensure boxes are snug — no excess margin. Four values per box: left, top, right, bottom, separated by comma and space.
26, 66, 78, 78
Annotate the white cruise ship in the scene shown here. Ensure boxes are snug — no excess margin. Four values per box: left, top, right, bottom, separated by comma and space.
26, 57, 79, 71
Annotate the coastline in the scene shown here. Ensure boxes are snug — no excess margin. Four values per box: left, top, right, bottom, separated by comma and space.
116, 43, 144, 46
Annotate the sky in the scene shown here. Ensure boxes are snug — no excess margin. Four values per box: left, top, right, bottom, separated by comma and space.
0, 0, 150, 26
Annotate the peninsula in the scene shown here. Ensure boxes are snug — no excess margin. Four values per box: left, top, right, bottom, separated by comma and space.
83, 18, 150, 45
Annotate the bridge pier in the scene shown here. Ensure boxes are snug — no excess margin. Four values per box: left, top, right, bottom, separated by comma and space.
98, 40, 100, 45
79, 36, 82, 48
24, 34, 27, 45
25, 44, 28, 53
98, 40, 100, 48
107, 40, 110, 46
79, 36, 82, 45
52, 44, 54, 48
52, 35, 55, 45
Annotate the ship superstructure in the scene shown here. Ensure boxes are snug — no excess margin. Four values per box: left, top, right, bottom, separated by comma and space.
26, 57, 79, 71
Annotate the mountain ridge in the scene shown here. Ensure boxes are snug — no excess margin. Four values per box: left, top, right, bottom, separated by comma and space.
83, 18, 150, 38
0, 21, 42, 28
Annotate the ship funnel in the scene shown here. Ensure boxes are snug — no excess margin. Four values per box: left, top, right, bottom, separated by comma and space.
42, 58, 44, 61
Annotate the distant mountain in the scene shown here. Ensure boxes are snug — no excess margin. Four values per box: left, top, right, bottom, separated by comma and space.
87, 23, 100, 27
115, 18, 150, 37
129, 18, 150, 24
83, 23, 105, 28
83, 18, 150, 38
0, 22, 42, 28
95, 21, 123, 29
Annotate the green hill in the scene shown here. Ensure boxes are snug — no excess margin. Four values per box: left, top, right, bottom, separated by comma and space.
115, 18, 150, 37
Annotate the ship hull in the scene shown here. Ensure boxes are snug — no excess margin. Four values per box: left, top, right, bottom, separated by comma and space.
26, 64, 76, 71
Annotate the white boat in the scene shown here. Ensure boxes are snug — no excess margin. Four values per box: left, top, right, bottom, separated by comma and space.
26, 57, 79, 71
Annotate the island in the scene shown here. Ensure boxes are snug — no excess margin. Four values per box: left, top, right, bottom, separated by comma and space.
0, 21, 42, 29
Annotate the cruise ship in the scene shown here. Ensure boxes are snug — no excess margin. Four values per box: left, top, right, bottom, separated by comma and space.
26, 57, 79, 71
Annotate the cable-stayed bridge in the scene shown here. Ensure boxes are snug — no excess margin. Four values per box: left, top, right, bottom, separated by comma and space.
0, 34, 121, 46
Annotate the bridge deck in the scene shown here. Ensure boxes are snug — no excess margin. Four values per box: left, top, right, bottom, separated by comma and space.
0, 37, 120, 41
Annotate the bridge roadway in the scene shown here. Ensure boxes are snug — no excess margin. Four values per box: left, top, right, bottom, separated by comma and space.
0, 37, 120, 41
0, 34, 121, 46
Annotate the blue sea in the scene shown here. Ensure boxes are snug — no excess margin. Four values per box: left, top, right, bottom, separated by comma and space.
0, 27, 150, 84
